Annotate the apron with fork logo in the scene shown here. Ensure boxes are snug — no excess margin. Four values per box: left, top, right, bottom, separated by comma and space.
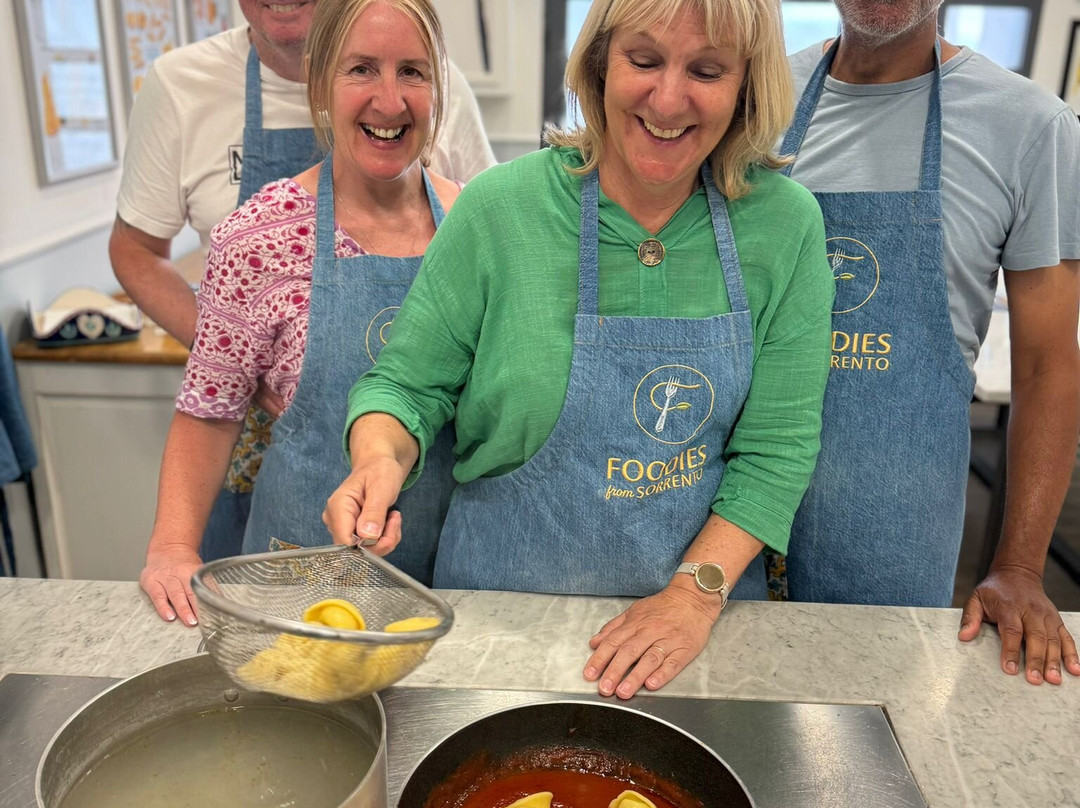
242, 153, 455, 586
433, 165, 766, 599
781, 40, 973, 607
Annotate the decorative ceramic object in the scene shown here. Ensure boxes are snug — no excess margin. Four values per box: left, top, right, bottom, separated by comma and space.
28, 288, 142, 348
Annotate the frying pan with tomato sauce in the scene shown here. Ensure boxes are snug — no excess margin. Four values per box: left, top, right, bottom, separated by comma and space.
398, 701, 754, 808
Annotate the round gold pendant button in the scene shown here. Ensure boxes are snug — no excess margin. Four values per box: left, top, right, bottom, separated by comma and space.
637, 238, 665, 267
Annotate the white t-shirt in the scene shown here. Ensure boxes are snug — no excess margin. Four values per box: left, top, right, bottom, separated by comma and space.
786, 44, 1080, 369
117, 26, 496, 248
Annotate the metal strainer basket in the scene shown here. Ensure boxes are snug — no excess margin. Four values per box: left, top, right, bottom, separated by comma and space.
191, 544, 453, 703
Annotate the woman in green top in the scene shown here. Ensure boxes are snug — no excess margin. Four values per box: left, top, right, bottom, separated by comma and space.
325, 0, 833, 698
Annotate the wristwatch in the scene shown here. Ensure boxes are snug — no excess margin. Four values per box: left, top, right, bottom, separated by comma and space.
676, 561, 729, 610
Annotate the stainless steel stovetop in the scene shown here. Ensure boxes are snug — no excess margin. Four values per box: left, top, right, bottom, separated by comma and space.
0, 674, 926, 808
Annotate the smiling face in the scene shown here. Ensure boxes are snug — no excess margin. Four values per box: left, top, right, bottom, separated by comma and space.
330, 1, 434, 184
239, 0, 318, 58
600, 7, 746, 201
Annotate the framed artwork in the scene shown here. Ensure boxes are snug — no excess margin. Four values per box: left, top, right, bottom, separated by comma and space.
12, 0, 118, 185
1062, 21, 1080, 116
115, 0, 180, 109
184, 0, 231, 43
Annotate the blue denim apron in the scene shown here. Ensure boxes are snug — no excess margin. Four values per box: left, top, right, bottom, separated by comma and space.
242, 153, 455, 585
781, 41, 972, 607
200, 47, 322, 562
433, 166, 767, 599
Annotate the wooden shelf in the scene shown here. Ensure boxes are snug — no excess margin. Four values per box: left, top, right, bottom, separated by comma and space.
12, 327, 188, 366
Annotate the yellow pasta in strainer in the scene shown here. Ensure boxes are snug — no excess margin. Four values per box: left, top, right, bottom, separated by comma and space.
235, 600, 435, 701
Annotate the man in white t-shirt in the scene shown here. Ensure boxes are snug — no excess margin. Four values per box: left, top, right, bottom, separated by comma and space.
112, 0, 496, 567
111, 2, 495, 347
780, 0, 1080, 685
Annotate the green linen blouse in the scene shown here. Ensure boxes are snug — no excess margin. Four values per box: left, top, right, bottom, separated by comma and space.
345, 147, 834, 553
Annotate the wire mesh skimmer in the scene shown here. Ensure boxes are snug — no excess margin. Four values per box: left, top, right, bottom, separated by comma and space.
191, 544, 453, 703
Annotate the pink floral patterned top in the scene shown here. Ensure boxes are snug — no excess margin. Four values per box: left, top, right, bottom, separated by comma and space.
176, 179, 363, 421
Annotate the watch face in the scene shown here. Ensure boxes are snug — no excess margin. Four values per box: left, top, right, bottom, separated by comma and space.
696, 563, 726, 592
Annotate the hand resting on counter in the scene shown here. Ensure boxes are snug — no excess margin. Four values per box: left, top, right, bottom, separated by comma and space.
959, 565, 1080, 685
585, 584, 722, 700
584, 514, 763, 699
959, 263, 1080, 685
140, 543, 202, 625
139, 411, 245, 625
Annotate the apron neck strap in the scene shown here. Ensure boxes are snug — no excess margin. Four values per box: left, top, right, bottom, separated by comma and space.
919, 38, 943, 191
316, 152, 336, 256
423, 169, 447, 229
315, 152, 444, 257
701, 164, 748, 313
577, 164, 748, 316
577, 169, 601, 315
780, 37, 943, 192
244, 46, 264, 131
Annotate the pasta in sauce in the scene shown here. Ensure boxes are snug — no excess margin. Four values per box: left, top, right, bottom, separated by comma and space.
423, 748, 702, 808
504, 789, 659, 808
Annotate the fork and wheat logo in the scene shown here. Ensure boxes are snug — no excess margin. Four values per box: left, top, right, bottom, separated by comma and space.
830, 247, 860, 282
632, 365, 715, 445
824, 236, 882, 315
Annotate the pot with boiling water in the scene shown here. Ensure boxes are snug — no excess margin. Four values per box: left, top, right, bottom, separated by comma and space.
36, 654, 388, 808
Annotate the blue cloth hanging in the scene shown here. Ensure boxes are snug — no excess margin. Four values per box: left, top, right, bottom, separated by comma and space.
0, 328, 38, 576
0, 329, 37, 485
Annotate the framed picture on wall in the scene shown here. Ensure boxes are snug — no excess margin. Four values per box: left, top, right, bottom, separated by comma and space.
183, 0, 231, 44
1062, 21, 1080, 116
115, 0, 180, 110
12, 0, 119, 185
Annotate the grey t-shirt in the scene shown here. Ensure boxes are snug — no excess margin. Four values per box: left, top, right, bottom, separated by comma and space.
786, 43, 1080, 368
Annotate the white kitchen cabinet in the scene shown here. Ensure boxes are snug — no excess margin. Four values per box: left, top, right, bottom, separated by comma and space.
14, 334, 185, 581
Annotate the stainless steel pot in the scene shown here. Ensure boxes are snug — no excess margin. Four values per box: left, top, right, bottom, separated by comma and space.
398, 700, 754, 807
36, 653, 388, 808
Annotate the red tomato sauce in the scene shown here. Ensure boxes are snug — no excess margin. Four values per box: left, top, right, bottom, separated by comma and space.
421, 747, 703, 808
460, 769, 677, 808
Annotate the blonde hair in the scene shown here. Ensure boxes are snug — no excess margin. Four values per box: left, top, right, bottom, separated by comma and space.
305, 0, 447, 162
546, 0, 793, 199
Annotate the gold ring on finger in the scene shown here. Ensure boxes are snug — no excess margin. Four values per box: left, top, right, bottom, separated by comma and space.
650, 645, 667, 657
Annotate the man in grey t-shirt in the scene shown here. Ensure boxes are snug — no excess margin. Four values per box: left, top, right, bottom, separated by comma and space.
782, 0, 1080, 686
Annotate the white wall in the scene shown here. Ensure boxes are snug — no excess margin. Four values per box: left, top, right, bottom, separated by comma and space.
1030, 0, 1080, 94
0, 0, 127, 339
434, 0, 544, 161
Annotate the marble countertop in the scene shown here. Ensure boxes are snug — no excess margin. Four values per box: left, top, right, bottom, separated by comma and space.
3, 578, 1077, 807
